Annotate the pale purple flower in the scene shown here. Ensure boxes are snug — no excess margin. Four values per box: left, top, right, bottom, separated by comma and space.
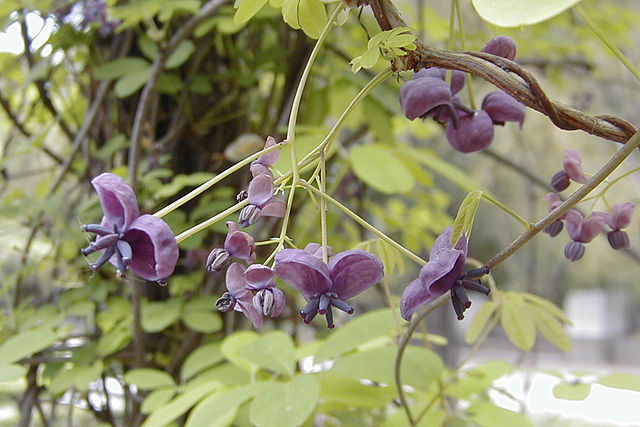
245, 264, 285, 317
481, 36, 517, 60
206, 221, 256, 272
81, 173, 179, 282
481, 91, 525, 129
550, 149, 588, 192
249, 136, 281, 178
543, 192, 566, 237
216, 263, 263, 328
400, 227, 489, 321
563, 210, 605, 261
274, 247, 384, 328
445, 110, 495, 153
593, 202, 635, 249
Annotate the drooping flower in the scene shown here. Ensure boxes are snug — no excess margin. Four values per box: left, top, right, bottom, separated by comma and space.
81, 173, 179, 282
593, 202, 635, 249
399, 76, 453, 121
274, 246, 384, 328
206, 221, 256, 272
445, 110, 495, 153
244, 264, 286, 317
400, 227, 489, 321
550, 149, 589, 192
563, 210, 605, 261
216, 262, 263, 328
481, 91, 525, 129
543, 192, 566, 237
481, 36, 517, 60
414, 67, 466, 95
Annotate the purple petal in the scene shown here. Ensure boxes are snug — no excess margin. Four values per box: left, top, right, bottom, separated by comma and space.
400, 278, 434, 321
419, 247, 466, 298
270, 287, 286, 317
304, 243, 334, 259
579, 214, 605, 243
429, 226, 468, 260
258, 197, 286, 217
248, 174, 274, 207
91, 173, 139, 231
611, 202, 635, 229
274, 249, 331, 299
225, 262, 248, 295
122, 214, 178, 281
399, 77, 452, 120
250, 163, 272, 178
235, 298, 263, 329
224, 221, 256, 263
563, 149, 588, 184
414, 67, 465, 94
254, 136, 280, 167
481, 91, 525, 129
244, 264, 275, 290
564, 210, 584, 241
328, 249, 384, 300
445, 111, 495, 153
481, 36, 517, 60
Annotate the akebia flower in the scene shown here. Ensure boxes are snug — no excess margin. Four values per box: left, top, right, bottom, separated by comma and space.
81, 173, 179, 282
274, 246, 384, 328
216, 263, 263, 328
481, 36, 517, 60
415, 67, 465, 95
399, 75, 453, 121
445, 110, 495, 153
206, 221, 256, 272
481, 91, 525, 129
593, 202, 635, 249
563, 210, 605, 261
543, 193, 566, 237
244, 264, 285, 317
551, 149, 589, 192
249, 136, 280, 178
400, 227, 489, 321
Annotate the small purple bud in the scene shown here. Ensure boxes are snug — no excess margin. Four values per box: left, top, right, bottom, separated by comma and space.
238, 205, 261, 228
206, 248, 231, 272
237, 190, 248, 202
481, 91, 525, 129
607, 230, 630, 250
544, 220, 564, 237
550, 171, 570, 192
216, 292, 235, 312
481, 36, 517, 60
564, 241, 585, 262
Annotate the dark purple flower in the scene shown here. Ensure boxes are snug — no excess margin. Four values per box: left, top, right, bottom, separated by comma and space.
206, 221, 256, 272
274, 247, 384, 328
481, 91, 525, 129
216, 263, 263, 328
481, 36, 517, 60
593, 202, 635, 249
414, 67, 465, 95
563, 210, 605, 261
399, 76, 453, 121
81, 173, 179, 282
543, 193, 566, 237
445, 110, 495, 153
400, 227, 489, 321
245, 264, 286, 317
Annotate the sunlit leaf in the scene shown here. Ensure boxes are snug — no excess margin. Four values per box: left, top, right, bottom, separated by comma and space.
236, 331, 296, 377
597, 373, 640, 391
451, 190, 482, 246
124, 368, 175, 390
500, 296, 536, 351
350, 144, 415, 194
471, 0, 582, 27
552, 382, 591, 400
528, 303, 572, 352
249, 374, 319, 427
465, 300, 498, 344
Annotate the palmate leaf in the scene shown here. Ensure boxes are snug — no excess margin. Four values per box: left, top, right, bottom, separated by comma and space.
281, 0, 327, 38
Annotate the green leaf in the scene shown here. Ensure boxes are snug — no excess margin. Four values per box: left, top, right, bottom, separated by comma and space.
95, 57, 150, 80
521, 293, 572, 324
315, 308, 397, 361
0, 327, 58, 364
141, 387, 176, 414
137, 34, 159, 61
467, 401, 533, 427
528, 303, 572, 352
234, 0, 268, 24
500, 297, 536, 351
97, 324, 131, 356
236, 331, 296, 377
350, 144, 415, 194
319, 373, 396, 409
451, 190, 482, 246
141, 382, 223, 427
115, 64, 152, 97
471, 0, 582, 27
249, 374, 319, 427
446, 361, 514, 399
221, 331, 260, 374
153, 172, 216, 200
181, 343, 225, 382
49, 361, 104, 395
281, 0, 301, 29
141, 299, 183, 332
124, 368, 175, 390
0, 364, 26, 382
552, 382, 591, 400
597, 373, 640, 391
166, 40, 196, 69
182, 311, 223, 333
465, 300, 498, 344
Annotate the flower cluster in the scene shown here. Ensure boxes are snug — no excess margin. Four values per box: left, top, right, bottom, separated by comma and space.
206, 221, 256, 272
81, 173, 179, 282
398, 36, 525, 153
544, 149, 635, 261
400, 227, 489, 321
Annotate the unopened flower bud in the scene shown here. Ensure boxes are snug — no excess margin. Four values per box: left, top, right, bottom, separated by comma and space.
238, 204, 261, 228
550, 171, 570, 192
607, 230, 630, 250
544, 220, 564, 237
216, 292, 235, 312
564, 241, 585, 262
481, 36, 517, 60
253, 289, 275, 316
206, 248, 230, 272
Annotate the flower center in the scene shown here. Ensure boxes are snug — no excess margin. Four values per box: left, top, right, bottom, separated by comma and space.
81, 223, 132, 278
299, 292, 354, 329
450, 267, 490, 320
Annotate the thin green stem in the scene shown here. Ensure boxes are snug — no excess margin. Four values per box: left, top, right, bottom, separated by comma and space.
482, 193, 532, 230
299, 180, 426, 266
581, 166, 640, 202
574, 5, 640, 80
320, 151, 329, 263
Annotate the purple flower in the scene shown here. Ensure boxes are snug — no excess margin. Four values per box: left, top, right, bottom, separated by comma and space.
206, 221, 256, 272
551, 149, 589, 192
400, 227, 489, 321
481, 36, 517, 60
481, 91, 525, 129
543, 193, 567, 237
81, 173, 179, 282
249, 136, 281, 178
563, 210, 605, 261
274, 246, 384, 328
445, 110, 495, 153
399, 76, 453, 121
593, 202, 635, 249
245, 264, 286, 317
414, 67, 465, 95
216, 263, 263, 328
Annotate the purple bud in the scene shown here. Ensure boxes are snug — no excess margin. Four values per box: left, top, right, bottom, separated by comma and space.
399, 77, 452, 120
481, 36, 517, 60
550, 171, 570, 192
564, 241, 585, 262
481, 91, 525, 129
238, 205, 261, 228
445, 111, 495, 153
543, 220, 564, 237
216, 292, 235, 312
206, 248, 230, 272
415, 67, 465, 94
607, 230, 630, 250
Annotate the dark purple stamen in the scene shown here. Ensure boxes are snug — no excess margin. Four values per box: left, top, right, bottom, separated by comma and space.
90, 246, 115, 271
82, 224, 113, 236
460, 279, 490, 295
325, 305, 335, 329
450, 291, 465, 320
462, 266, 489, 280
318, 294, 331, 315
453, 283, 471, 309
330, 297, 354, 314
300, 297, 320, 323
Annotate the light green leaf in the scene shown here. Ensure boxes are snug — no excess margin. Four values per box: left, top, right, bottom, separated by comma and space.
319, 373, 396, 409
552, 382, 591, 400
141, 382, 223, 427
141, 299, 183, 332
0, 327, 58, 364
451, 190, 482, 246
124, 368, 175, 390
528, 303, 572, 352
350, 144, 415, 194
115, 64, 152, 97
471, 0, 582, 27
446, 361, 514, 399
500, 298, 536, 351
137, 35, 159, 61
315, 308, 396, 361
236, 331, 296, 377
141, 387, 176, 414
181, 343, 225, 382
97, 325, 131, 356
358, 46, 381, 70
467, 401, 533, 427
166, 40, 196, 69
95, 57, 150, 80
249, 374, 319, 427
153, 172, 216, 199
281, 0, 301, 29
597, 373, 640, 391
465, 301, 498, 344
49, 361, 104, 395
521, 293, 572, 324
234, 0, 268, 24
298, 0, 327, 39
182, 311, 223, 333
0, 364, 26, 383
221, 331, 260, 374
